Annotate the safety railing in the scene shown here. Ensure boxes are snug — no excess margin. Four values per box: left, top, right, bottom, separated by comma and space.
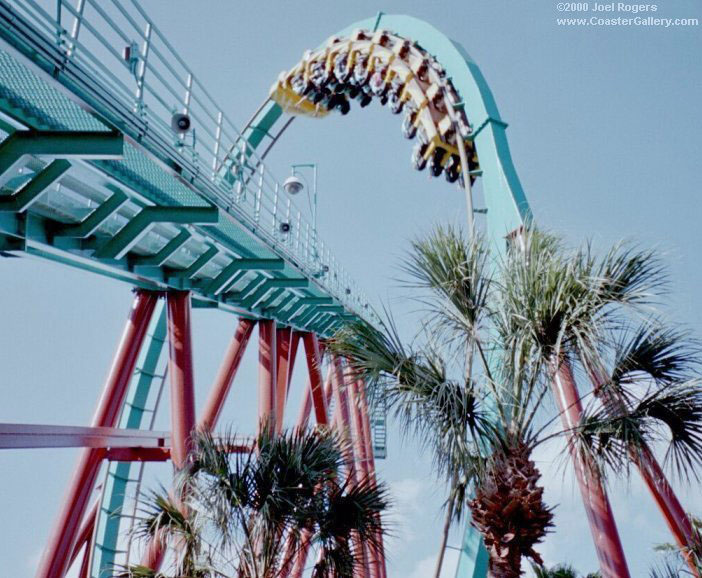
3, 0, 372, 319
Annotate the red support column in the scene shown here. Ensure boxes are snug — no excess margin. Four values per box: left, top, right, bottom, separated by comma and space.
638, 450, 700, 576
275, 327, 297, 434
258, 319, 277, 432
331, 355, 356, 478
551, 359, 630, 578
68, 499, 98, 570
168, 291, 197, 469
341, 365, 372, 578
286, 532, 313, 578
349, 379, 371, 481
282, 337, 331, 578
141, 291, 197, 571
358, 378, 387, 578
302, 333, 328, 426
77, 525, 93, 578
199, 318, 256, 431
36, 290, 158, 578
295, 365, 332, 431
588, 368, 700, 577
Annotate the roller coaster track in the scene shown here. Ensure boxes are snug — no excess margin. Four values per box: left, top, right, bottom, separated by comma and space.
0, 3, 534, 577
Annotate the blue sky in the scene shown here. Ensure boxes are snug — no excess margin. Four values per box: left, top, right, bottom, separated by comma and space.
1, 1, 702, 576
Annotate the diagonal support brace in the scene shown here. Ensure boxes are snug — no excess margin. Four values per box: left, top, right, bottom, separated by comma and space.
170, 244, 219, 279
133, 229, 191, 268
239, 278, 308, 309
0, 130, 123, 183
204, 258, 285, 295
52, 188, 128, 238
0, 159, 71, 212
95, 205, 218, 259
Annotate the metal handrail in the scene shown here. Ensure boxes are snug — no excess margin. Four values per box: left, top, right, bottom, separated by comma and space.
4, 0, 372, 319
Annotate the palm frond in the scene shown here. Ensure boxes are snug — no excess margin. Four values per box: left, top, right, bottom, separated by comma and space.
400, 224, 491, 345
571, 380, 702, 482
328, 315, 408, 387
315, 477, 389, 546
593, 242, 667, 308
530, 563, 580, 578
649, 558, 685, 578
134, 486, 196, 542
611, 321, 701, 388
115, 565, 167, 578
636, 380, 702, 482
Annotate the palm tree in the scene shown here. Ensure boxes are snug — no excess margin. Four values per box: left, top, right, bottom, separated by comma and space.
500, 230, 702, 576
328, 226, 702, 578
124, 426, 389, 578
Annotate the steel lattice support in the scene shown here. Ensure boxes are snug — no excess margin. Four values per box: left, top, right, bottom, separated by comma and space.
36, 290, 159, 578
25, 305, 383, 578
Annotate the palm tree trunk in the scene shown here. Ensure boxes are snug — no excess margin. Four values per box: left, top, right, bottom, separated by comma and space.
549, 357, 631, 578
588, 365, 701, 577
486, 552, 522, 578
433, 493, 456, 578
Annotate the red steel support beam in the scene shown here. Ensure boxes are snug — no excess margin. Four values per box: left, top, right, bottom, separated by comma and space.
290, 355, 363, 578
141, 291, 197, 572
349, 379, 371, 481
282, 337, 331, 578
302, 333, 328, 426
199, 318, 256, 431
275, 327, 298, 434
551, 359, 630, 578
68, 500, 98, 571
77, 521, 94, 578
349, 375, 374, 578
588, 368, 700, 577
258, 319, 277, 432
286, 331, 301, 398
335, 360, 372, 578
167, 291, 197, 469
0, 423, 169, 449
358, 378, 387, 578
331, 355, 356, 478
295, 365, 333, 431
36, 290, 158, 578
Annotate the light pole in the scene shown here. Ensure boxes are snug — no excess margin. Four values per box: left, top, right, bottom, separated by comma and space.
283, 163, 318, 259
